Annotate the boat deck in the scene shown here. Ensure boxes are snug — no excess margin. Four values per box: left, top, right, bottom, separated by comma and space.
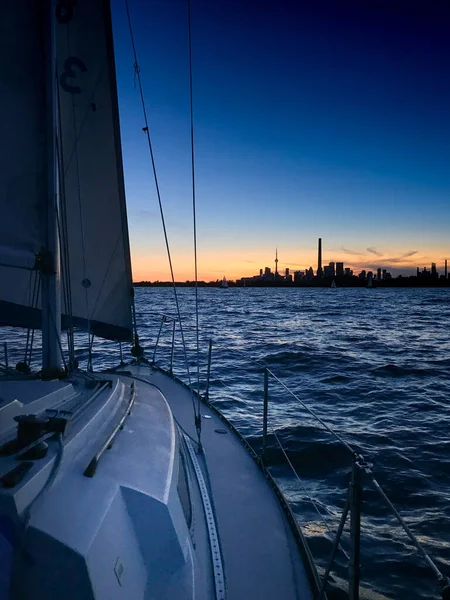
128, 365, 315, 600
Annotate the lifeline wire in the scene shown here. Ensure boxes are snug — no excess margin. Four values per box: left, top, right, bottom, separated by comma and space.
266, 368, 355, 455
124, 0, 199, 425
187, 0, 202, 425
271, 427, 350, 562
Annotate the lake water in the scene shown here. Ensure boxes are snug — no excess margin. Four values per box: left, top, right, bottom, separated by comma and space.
1, 286, 450, 599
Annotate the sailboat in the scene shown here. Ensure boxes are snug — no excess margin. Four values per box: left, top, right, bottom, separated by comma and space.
0, 1, 320, 598
221, 276, 228, 288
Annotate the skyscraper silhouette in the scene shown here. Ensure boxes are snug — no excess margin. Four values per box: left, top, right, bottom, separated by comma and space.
317, 238, 323, 278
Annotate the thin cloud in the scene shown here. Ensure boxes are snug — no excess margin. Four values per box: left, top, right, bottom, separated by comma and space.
366, 247, 382, 257
383, 257, 405, 264
383, 251, 418, 264
340, 247, 362, 256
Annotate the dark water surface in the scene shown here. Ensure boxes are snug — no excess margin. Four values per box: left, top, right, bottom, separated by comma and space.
2, 287, 450, 598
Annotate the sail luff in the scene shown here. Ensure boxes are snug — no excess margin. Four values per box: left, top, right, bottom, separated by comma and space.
103, 0, 135, 335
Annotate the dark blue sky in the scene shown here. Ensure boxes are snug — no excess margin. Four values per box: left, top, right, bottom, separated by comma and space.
111, 0, 450, 279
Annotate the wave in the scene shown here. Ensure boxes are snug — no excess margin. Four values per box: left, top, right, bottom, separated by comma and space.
370, 363, 435, 377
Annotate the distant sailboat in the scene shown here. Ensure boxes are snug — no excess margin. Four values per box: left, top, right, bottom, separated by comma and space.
367, 277, 373, 288
331, 280, 337, 288
221, 276, 228, 288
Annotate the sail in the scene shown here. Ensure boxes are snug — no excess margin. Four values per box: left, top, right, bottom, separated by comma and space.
56, 0, 134, 341
0, 2, 48, 328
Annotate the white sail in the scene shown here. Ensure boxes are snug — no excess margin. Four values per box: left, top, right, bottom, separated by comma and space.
56, 0, 134, 341
0, 2, 48, 328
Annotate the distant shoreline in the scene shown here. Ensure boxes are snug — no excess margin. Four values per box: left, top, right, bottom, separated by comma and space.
134, 279, 450, 289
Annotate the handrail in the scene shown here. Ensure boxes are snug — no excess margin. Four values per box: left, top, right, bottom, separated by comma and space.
84, 383, 136, 477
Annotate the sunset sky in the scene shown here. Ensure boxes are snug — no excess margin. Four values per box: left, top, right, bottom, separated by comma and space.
111, 0, 450, 281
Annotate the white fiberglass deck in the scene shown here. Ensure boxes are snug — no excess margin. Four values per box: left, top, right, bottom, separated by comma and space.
128, 365, 315, 600
0, 366, 316, 599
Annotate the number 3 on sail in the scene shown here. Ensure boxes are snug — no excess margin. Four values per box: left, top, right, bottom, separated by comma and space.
59, 56, 88, 94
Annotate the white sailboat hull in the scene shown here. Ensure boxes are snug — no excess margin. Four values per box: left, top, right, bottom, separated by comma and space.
0, 365, 317, 599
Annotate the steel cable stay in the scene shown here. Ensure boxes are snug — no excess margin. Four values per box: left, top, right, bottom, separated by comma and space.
124, 0, 201, 443
55, 204, 74, 364
21, 270, 40, 371
187, 0, 202, 437
56, 74, 75, 367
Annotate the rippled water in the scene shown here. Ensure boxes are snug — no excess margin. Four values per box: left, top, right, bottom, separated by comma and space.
2, 287, 450, 599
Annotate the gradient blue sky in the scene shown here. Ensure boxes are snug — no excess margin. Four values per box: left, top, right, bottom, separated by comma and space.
111, 0, 450, 280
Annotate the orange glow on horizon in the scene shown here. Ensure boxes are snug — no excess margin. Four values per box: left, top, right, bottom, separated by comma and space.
131, 247, 449, 282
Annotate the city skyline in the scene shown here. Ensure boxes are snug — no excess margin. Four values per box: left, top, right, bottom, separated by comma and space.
110, 1, 450, 283
130, 242, 449, 282
134, 239, 449, 283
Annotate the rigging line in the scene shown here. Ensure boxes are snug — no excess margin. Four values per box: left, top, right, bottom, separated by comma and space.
124, 0, 197, 421
0, 262, 33, 271
187, 0, 201, 412
87, 333, 94, 372
367, 471, 446, 583
65, 26, 92, 363
56, 77, 75, 362
271, 426, 350, 562
174, 415, 200, 450
216, 378, 241, 393
24, 270, 37, 364
55, 196, 74, 361
48, 300, 68, 373
89, 231, 122, 317
28, 271, 40, 366
27, 274, 41, 367
266, 368, 355, 455
228, 347, 267, 367
63, 60, 108, 176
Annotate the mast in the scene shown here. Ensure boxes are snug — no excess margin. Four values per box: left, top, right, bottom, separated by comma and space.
41, 0, 61, 373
